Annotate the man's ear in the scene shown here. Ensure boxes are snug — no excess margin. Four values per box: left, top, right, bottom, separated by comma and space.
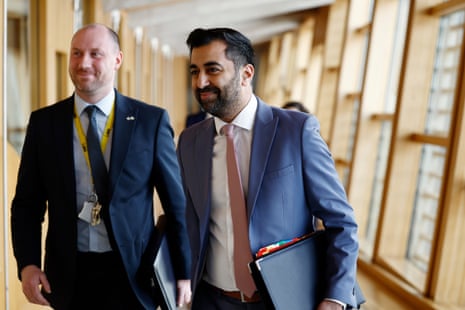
241, 64, 254, 86
115, 51, 123, 70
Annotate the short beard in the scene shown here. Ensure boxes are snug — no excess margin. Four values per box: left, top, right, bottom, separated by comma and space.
196, 73, 241, 120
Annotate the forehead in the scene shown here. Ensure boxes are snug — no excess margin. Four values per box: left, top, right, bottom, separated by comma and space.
71, 26, 113, 50
190, 40, 231, 66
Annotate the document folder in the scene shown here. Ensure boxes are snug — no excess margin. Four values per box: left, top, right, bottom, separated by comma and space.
136, 215, 177, 310
153, 228, 177, 310
249, 230, 365, 310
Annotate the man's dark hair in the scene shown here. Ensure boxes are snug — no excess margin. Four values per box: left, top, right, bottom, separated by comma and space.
186, 27, 256, 69
282, 101, 310, 114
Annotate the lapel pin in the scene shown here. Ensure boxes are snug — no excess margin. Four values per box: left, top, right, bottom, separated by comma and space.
126, 116, 135, 121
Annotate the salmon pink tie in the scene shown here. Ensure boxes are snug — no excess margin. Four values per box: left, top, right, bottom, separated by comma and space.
222, 124, 256, 298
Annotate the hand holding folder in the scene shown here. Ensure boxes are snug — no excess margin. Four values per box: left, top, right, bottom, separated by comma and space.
249, 230, 365, 310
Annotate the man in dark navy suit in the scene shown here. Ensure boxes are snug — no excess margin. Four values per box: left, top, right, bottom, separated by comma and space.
11, 23, 191, 310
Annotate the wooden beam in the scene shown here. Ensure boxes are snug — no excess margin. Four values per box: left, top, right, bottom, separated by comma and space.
408, 133, 449, 147
125, 0, 333, 28
370, 113, 394, 121
426, 0, 465, 16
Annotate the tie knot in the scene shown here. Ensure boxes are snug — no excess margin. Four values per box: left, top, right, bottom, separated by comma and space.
85, 105, 98, 119
222, 124, 234, 137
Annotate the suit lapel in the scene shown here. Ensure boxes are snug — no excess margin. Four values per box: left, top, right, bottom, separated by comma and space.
55, 97, 77, 199
190, 119, 215, 221
108, 92, 137, 193
247, 99, 278, 216
55, 97, 75, 159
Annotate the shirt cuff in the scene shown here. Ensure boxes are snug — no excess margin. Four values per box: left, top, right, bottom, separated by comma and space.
324, 298, 346, 309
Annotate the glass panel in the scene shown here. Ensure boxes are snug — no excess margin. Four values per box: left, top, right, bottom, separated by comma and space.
365, 0, 410, 247
342, 0, 374, 187
425, 10, 464, 137
7, 0, 30, 153
366, 120, 391, 244
408, 145, 446, 271
73, 0, 83, 31
407, 9, 465, 272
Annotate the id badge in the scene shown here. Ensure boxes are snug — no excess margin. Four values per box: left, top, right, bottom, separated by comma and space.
78, 201, 95, 223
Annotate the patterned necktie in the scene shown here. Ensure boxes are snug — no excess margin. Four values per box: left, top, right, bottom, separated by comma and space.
222, 124, 256, 297
85, 105, 109, 205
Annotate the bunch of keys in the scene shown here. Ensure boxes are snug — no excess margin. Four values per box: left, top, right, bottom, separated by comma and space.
88, 193, 102, 226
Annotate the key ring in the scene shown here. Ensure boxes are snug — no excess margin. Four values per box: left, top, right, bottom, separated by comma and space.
88, 192, 98, 203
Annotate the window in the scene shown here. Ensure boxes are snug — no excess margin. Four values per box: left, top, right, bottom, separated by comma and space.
7, 3, 30, 153
408, 8, 464, 275
361, 0, 410, 257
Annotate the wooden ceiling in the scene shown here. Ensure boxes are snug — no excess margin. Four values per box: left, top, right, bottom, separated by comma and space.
101, 0, 334, 55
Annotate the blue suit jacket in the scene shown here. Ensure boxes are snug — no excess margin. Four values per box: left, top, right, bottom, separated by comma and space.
177, 97, 359, 306
11, 91, 191, 309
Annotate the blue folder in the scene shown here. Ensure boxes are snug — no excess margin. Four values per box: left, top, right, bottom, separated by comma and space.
249, 230, 365, 310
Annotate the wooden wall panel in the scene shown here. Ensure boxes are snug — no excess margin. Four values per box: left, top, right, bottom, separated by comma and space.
0, 0, 4, 306
378, 1, 441, 258
172, 56, 188, 137
349, 0, 400, 248
31, 0, 75, 106
118, 12, 136, 97
315, 0, 349, 142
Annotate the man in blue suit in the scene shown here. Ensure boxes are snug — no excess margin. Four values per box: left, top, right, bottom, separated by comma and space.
11, 24, 191, 309
177, 28, 359, 310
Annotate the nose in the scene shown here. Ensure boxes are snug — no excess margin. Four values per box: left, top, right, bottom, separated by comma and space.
194, 72, 209, 89
77, 54, 92, 69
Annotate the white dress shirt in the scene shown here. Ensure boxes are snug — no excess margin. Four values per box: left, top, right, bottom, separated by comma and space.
202, 95, 346, 308
203, 95, 257, 291
74, 91, 114, 252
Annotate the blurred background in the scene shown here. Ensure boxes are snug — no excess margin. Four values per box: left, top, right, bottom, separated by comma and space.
2, 0, 465, 309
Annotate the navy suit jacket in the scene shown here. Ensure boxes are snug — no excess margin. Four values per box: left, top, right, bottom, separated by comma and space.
11, 91, 191, 309
177, 97, 359, 307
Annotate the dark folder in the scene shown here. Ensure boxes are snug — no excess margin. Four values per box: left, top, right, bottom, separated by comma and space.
249, 230, 365, 310
153, 228, 177, 310
136, 215, 177, 310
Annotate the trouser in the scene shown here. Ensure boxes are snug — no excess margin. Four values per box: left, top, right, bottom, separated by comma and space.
70, 251, 143, 310
191, 280, 267, 310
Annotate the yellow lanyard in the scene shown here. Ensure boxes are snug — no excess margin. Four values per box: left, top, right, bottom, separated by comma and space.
74, 104, 115, 171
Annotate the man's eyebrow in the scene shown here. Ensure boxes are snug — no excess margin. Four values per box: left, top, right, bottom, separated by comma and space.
70, 47, 103, 53
204, 61, 222, 67
189, 61, 223, 70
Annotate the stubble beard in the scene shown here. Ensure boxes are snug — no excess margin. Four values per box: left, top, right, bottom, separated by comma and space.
196, 74, 242, 120
71, 72, 105, 98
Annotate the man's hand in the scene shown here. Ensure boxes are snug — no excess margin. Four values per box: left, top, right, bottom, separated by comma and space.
317, 299, 344, 310
176, 279, 192, 308
20, 265, 51, 306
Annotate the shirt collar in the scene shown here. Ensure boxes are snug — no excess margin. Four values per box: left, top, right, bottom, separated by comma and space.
214, 95, 257, 134
75, 90, 115, 117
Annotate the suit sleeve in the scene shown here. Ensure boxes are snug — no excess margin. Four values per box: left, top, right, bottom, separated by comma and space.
11, 112, 48, 278
302, 115, 359, 306
152, 110, 191, 279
